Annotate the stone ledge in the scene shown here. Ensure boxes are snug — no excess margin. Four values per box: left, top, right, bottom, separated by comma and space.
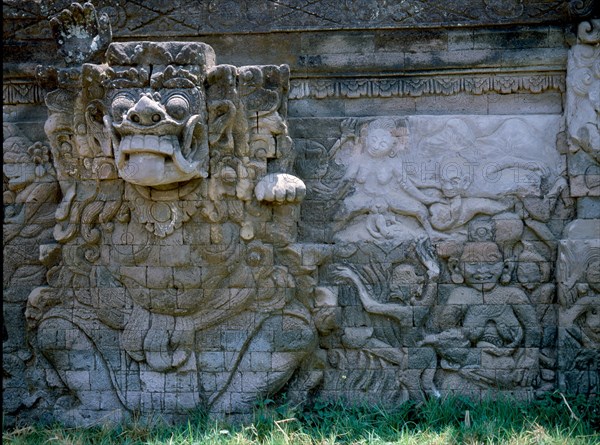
3, 0, 594, 39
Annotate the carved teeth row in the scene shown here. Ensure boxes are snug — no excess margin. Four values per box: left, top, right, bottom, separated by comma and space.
119, 134, 179, 156
480, 335, 506, 347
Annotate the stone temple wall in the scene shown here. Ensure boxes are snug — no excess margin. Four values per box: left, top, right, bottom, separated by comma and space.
3, 0, 599, 427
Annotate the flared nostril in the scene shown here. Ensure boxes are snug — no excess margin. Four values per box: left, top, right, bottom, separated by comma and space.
127, 96, 166, 125
128, 112, 162, 125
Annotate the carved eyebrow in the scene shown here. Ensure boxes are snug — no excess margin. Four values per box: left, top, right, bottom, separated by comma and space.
160, 90, 199, 104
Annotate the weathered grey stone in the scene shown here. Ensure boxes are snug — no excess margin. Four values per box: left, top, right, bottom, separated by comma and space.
3, 0, 599, 427
577, 197, 600, 219
414, 94, 488, 114
345, 97, 418, 116
302, 32, 376, 55
472, 27, 566, 50
375, 29, 448, 53
487, 93, 564, 114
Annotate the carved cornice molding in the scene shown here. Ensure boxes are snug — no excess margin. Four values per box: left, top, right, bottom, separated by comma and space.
3, 0, 597, 41
290, 72, 566, 100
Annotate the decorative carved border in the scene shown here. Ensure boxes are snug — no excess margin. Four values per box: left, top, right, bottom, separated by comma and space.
3, 80, 45, 105
290, 72, 566, 100
3, 72, 566, 105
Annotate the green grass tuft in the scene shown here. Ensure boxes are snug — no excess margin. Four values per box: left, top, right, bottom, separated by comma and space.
3, 393, 599, 444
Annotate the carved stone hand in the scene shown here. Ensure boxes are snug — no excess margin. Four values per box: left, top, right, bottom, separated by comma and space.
50, 2, 111, 65
340, 118, 358, 139
254, 173, 306, 204
330, 264, 359, 283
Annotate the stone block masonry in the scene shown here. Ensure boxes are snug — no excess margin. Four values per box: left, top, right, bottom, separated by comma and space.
3, 1, 599, 427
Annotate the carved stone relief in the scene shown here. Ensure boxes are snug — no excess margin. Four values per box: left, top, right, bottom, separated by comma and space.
4, 0, 593, 40
557, 220, 600, 395
3, 2, 599, 427
566, 19, 600, 197
306, 115, 567, 244
297, 110, 573, 401
3, 123, 60, 418
20, 3, 319, 426
289, 74, 566, 101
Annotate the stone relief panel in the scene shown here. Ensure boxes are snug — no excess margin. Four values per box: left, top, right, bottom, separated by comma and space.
4, 0, 594, 41
3, 123, 60, 420
298, 113, 573, 402
557, 19, 600, 397
302, 115, 567, 244
557, 220, 600, 396
289, 74, 566, 101
4, 2, 598, 428
566, 19, 600, 198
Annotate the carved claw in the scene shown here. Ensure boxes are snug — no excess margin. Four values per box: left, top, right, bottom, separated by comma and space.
415, 236, 440, 279
340, 118, 358, 137
50, 2, 112, 65
338, 118, 360, 147
254, 173, 306, 204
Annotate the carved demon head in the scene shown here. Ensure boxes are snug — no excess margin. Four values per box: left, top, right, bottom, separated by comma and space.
83, 42, 214, 186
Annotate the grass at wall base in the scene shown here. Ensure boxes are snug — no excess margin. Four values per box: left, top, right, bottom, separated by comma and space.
3, 391, 599, 444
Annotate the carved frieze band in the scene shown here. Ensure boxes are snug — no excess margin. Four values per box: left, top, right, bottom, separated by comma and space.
3, 81, 45, 105
290, 72, 566, 100
4, 72, 566, 106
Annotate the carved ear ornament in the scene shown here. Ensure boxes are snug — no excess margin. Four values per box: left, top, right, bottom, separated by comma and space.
448, 257, 464, 284
501, 260, 514, 285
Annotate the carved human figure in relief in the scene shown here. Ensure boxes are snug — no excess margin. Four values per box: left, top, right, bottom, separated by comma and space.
566, 20, 600, 164
559, 255, 600, 394
26, 2, 315, 426
422, 158, 513, 233
331, 118, 440, 240
3, 124, 59, 417
517, 245, 555, 307
422, 241, 540, 392
331, 237, 441, 398
3, 126, 59, 309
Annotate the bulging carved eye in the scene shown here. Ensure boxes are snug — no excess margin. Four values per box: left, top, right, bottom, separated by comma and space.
111, 94, 135, 122
165, 95, 190, 120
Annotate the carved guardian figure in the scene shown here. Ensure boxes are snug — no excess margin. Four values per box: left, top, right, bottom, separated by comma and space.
26, 2, 317, 425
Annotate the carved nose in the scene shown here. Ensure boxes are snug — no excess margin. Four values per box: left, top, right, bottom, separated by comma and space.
127, 95, 166, 126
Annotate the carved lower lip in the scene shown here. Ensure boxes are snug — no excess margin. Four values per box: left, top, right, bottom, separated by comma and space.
122, 153, 202, 186
472, 274, 493, 281
113, 113, 207, 185
116, 134, 204, 185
